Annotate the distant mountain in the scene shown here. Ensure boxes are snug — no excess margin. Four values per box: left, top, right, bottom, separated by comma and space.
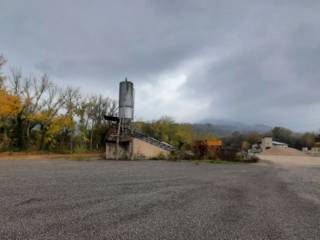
192, 119, 273, 137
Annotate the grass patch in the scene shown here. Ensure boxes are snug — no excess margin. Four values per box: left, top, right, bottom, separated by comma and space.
192, 159, 236, 165
58, 155, 105, 161
0, 152, 104, 161
192, 158, 258, 165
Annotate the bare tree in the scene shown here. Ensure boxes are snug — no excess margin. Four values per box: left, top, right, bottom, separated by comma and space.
75, 94, 116, 151
86, 95, 116, 150
0, 55, 7, 88
65, 87, 81, 115
9, 70, 55, 149
3, 61, 117, 152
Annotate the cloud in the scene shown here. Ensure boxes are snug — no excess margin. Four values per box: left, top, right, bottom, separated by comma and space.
1, 0, 320, 131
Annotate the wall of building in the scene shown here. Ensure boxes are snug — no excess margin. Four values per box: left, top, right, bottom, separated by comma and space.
274, 144, 288, 148
303, 147, 320, 156
105, 142, 132, 160
132, 138, 170, 159
106, 137, 170, 160
261, 137, 273, 150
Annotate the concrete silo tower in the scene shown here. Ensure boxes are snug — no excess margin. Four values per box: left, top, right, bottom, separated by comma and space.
105, 78, 174, 160
119, 78, 134, 123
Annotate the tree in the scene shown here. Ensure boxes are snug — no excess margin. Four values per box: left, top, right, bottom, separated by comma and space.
85, 95, 116, 150
45, 115, 75, 151
245, 131, 261, 145
0, 88, 21, 150
0, 55, 7, 89
8, 70, 51, 148
270, 127, 293, 145
0, 90, 20, 118
223, 131, 244, 149
299, 132, 316, 149
0, 56, 120, 152
134, 117, 194, 148
0, 57, 21, 150
75, 94, 116, 151
35, 84, 68, 150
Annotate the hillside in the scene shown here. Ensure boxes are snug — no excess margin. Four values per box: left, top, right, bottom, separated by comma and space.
193, 120, 273, 137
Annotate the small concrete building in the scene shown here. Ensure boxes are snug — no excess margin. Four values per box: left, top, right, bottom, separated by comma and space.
106, 136, 171, 160
261, 137, 273, 150
259, 137, 288, 151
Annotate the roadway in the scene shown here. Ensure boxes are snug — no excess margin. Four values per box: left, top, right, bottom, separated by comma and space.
1, 157, 320, 239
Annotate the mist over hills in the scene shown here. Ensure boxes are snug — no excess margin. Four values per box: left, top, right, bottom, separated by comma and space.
193, 119, 273, 137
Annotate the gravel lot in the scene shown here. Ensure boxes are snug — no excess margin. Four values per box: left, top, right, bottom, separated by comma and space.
1, 158, 320, 240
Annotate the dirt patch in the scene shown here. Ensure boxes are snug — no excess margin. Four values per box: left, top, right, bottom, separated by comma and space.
258, 147, 320, 167
260, 147, 307, 156
258, 154, 320, 167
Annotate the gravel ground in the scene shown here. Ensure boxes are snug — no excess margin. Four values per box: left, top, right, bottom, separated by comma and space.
1, 159, 320, 240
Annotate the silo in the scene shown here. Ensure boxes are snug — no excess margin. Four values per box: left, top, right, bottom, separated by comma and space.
119, 79, 134, 121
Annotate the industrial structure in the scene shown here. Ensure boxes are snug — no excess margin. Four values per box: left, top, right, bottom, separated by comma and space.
261, 137, 288, 150
193, 139, 223, 159
250, 137, 288, 153
104, 79, 174, 160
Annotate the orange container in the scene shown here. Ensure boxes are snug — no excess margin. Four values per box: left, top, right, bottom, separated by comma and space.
205, 140, 223, 147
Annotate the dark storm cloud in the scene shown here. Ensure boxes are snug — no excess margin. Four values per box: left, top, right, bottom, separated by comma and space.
1, 0, 320, 130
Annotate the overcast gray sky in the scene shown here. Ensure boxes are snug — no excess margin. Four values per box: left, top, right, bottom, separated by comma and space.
1, 0, 320, 131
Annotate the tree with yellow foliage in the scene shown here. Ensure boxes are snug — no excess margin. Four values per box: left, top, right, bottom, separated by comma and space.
0, 87, 21, 150
45, 115, 75, 150
0, 56, 21, 149
134, 117, 195, 149
0, 56, 116, 152
0, 89, 20, 118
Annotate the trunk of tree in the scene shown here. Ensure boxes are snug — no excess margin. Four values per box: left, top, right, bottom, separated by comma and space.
16, 113, 25, 150
90, 124, 93, 151
39, 125, 46, 151
2, 126, 8, 150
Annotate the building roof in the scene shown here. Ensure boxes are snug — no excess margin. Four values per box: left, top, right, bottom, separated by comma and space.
272, 141, 288, 146
206, 140, 223, 146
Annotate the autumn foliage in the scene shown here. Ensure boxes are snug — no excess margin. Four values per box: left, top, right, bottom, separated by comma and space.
0, 89, 20, 118
0, 55, 116, 152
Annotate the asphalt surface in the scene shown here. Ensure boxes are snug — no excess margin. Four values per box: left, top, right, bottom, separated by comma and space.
1, 159, 320, 240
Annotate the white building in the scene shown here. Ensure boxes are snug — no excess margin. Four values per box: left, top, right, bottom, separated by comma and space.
272, 141, 288, 148
260, 137, 288, 150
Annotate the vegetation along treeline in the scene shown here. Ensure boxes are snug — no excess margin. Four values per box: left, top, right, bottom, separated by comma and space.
0, 55, 116, 152
222, 127, 318, 151
0, 55, 318, 153
134, 120, 318, 151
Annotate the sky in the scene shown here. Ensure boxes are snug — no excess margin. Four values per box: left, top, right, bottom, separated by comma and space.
1, 0, 320, 131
